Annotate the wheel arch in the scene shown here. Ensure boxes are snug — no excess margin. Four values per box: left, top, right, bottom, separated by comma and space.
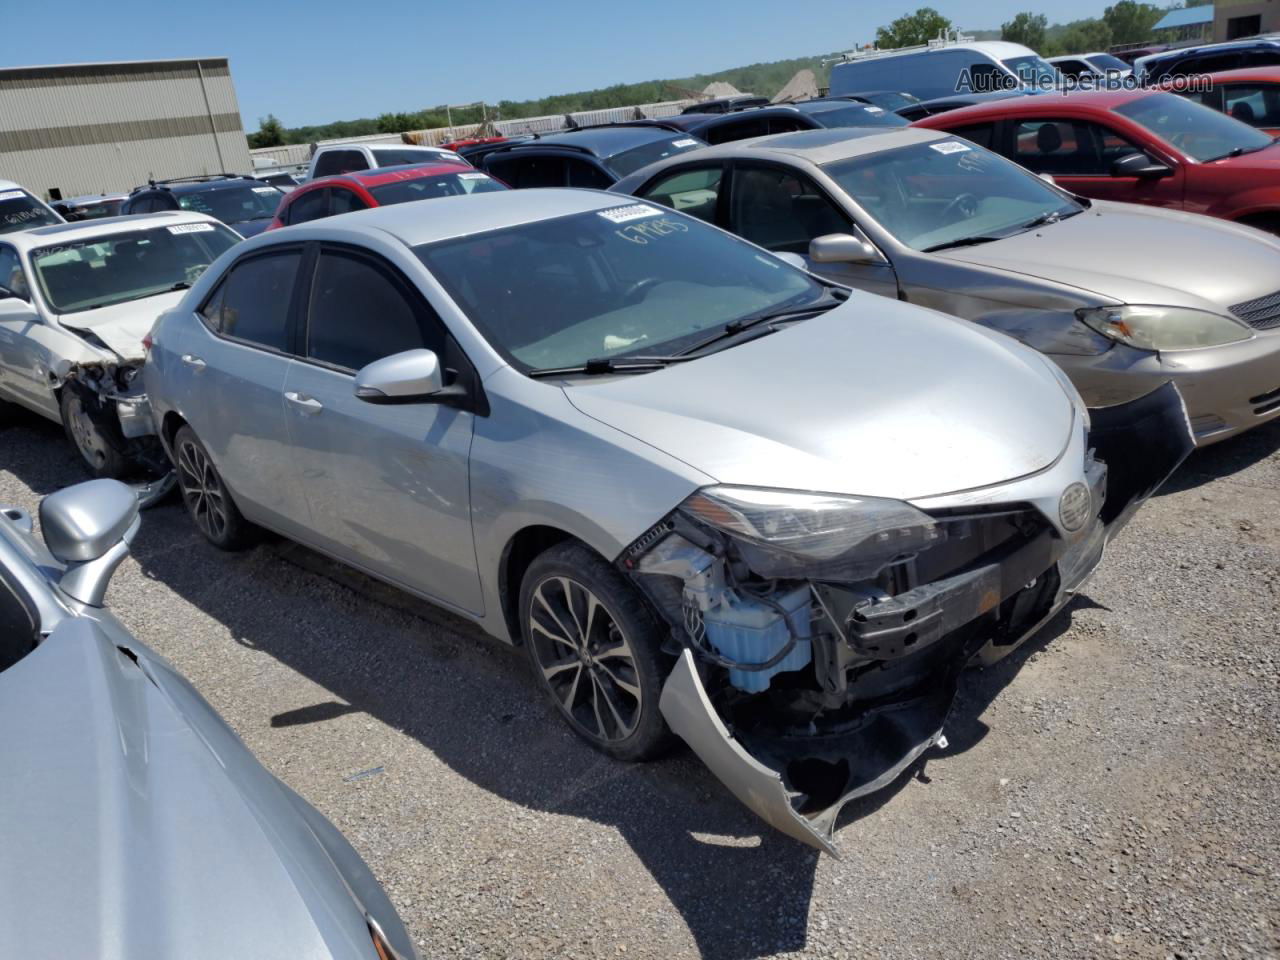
497, 524, 580, 645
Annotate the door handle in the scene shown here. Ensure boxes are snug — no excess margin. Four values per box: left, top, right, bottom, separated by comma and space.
181, 354, 206, 370
284, 391, 324, 414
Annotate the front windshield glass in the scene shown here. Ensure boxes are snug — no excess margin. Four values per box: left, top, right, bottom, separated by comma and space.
417, 204, 823, 373
178, 184, 283, 224
1003, 54, 1060, 86
0, 190, 60, 235
804, 103, 909, 128
31, 221, 240, 313
1115, 92, 1274, 162
607, 136, 704, 178
371, 147, 454, 168
1089, 54, 1130, 72
824, 139, 1082, 251
369, 171, 507, 204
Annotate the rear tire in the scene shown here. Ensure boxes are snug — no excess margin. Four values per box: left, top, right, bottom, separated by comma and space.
520, 541, 674, 762
172, 425, 257, 550
59, 388, 131, 479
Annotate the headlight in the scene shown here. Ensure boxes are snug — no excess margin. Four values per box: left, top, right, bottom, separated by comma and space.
681, 486, 943, 577
1077, 305, 1252, 351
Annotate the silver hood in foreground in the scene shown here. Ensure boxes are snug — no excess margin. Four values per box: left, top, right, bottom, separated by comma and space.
0, 617, 406, 960
565, 294, 1075, 502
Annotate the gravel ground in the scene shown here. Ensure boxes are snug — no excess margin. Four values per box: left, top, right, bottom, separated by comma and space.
2, 409, 1278, 960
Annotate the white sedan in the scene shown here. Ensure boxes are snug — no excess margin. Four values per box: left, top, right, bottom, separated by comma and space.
0, 212, 241, 477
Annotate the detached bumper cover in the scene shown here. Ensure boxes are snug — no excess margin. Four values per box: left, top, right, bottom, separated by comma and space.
659, 381, 1193, 854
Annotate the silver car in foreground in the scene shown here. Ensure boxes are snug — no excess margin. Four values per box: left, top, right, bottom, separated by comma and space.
0, 480, 416, 959
610, 127, 1280, 445
144, 190, 1191, 853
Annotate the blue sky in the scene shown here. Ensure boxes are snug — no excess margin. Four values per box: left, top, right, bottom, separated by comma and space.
2, 0, 1113, 128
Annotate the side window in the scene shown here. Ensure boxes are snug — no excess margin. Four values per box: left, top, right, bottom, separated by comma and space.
213, 251, 300, 351
639, 166, 723, 223
314, 150, 366, 177
286, 188, 330, 225
128, 195, 153, 214
707, 117, 768, 144
199, 279, 226, 330
504, 156, 568, 188
766, 116, 810, 135
950, 123, 996, 149
1056, 60, 1087, 78
306, 250, 442, 371
330, 187, 368, 214
1224, 85, 1280, 127
731, 166, 850, 255
567, 159, 613, 189
1013, 120, 1095, 174
966, 62, 1007, 93
0, 245, 30, 300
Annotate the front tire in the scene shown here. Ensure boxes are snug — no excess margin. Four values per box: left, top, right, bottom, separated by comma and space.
172, 425, 257, 550
520, 542, 674, 762
59, 388, 131, 479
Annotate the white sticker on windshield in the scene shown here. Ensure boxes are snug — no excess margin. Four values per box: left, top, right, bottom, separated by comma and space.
458, 172, 490, 180
168, 222, 217, 234
598, 203, 662, 224
930, 141, 972, 155
672, 138, 699, 148
252, 186, 279, 194
0, 190, 25, 201
864, 106, 885, 114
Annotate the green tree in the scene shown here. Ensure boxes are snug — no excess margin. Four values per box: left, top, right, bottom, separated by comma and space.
1002, 12, 1048, 49
247, 114, 284, 149
876, 7, 954, 48
1056, 19, 1114, 55
1103, 0, 1163, 45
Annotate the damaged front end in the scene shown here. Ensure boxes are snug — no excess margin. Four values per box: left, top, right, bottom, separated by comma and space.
624, 382, 1193, 854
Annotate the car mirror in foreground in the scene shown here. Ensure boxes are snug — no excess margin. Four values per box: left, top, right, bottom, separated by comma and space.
809, 232, 886, 265
1111, 152, 1173, 179
354, 348, 466, 405
38, 479, 140, 607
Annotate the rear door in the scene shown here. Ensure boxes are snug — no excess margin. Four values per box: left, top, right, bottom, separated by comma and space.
281, 245, 481, 612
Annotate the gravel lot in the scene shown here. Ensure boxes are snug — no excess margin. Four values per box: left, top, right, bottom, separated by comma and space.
2, 408, 1278, 960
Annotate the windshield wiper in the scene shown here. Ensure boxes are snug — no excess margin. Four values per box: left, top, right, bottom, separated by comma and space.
169, 281, 191, 291
923, 235, 1005, 253
674, 290, 847, 358
527, 355, 689, 379
1022, 209, 1062, 229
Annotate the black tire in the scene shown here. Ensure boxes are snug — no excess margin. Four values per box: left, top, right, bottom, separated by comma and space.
172, 425, 258, 550
520, 541, 674, 762
59, 388, 131, 479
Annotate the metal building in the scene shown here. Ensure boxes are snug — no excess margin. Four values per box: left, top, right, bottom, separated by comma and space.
0, 58, 252, 201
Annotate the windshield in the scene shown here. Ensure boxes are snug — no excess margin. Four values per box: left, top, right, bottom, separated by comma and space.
31, 221, 240, 313
371, 147, 455, 168
1115, 92, 1274, 162
0, 190, 60, 235
824, 139, 1082, 251
803, 103, 908, 128
369, 170, 507, 205
1089, 54, 1130, 72
71, 199, 124, 220
416, 204, 823, 373
1003, 54, 1060, 86
178, 184, 282, 224
607, 136, 704, 178
861, 92, 919, 111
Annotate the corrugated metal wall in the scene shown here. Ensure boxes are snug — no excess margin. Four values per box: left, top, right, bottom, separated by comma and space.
0, 59, 252, 198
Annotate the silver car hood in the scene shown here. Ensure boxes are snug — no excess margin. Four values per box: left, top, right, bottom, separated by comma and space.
0, 619, 380, 959
938, 201, 1280, 310
58, 290, 184, 362
565, 294, 1074, 502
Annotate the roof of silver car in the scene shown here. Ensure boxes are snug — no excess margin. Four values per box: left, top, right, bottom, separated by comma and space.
739, 126, 949, 164
10, 211, 217, 248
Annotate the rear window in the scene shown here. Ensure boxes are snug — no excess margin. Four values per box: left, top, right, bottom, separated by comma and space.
803, 103, 909, 129
606, 135, 705, 178
371, 148, 457, 169
0, 190, 60, 235
177, 184, 283, 225
368, 171, 507, 205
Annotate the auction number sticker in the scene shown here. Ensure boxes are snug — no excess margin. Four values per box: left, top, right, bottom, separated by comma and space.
931, 141, 971, 154
252, 186, 279, 194
458, 172, 490, 180
863, 106, 885, 114
598, 204, 662, 224
0, 190, 25, 201
168, 222, 217, 234
672, 138, 699, 148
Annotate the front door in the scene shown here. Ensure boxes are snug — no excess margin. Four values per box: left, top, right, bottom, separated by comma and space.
0, 244, 56, 417
282, 246, 481, 613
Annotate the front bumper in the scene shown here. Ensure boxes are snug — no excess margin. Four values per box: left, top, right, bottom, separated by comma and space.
658, 382, 1193, 855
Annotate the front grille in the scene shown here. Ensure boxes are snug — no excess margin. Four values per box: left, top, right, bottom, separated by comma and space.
1230, 290, 1280, 330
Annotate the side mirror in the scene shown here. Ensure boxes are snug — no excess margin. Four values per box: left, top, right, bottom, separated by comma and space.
354, 348, 466, 405
39, 479, 140, 607
809, 232, 886, 266
1111, 152, 1172, 179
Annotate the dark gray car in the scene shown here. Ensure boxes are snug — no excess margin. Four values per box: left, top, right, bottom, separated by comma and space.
0, 480, 417, 960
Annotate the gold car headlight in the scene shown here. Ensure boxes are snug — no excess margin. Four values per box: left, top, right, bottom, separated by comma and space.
1077, 305, 1252, 351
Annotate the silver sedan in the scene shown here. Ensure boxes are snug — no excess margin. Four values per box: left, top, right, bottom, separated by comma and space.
143, 190, 1190, 852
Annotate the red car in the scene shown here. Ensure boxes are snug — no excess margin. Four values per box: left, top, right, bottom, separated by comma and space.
914, 88, 1280, 231
267, 161, 507, 230
1178, 67, 1280, 138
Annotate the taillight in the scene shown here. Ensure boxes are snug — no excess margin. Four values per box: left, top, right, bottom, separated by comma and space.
142, 333, 153, 353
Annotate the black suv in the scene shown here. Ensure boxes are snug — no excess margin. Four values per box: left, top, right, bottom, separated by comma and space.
635, 100, 908, 147
121, 175, 284, 237
480, 125, 707, 189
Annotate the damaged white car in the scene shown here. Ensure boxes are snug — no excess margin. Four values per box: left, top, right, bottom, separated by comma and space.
143, 191, 1193, 853
0, 212, 240, 479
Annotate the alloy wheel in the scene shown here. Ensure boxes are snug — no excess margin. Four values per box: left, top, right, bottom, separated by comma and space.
65, 394, 107, 468
176, 439, 228, 541
527, 576, 643, 743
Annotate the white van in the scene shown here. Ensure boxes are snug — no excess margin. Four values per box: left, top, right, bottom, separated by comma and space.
829, 38, 1058, 101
